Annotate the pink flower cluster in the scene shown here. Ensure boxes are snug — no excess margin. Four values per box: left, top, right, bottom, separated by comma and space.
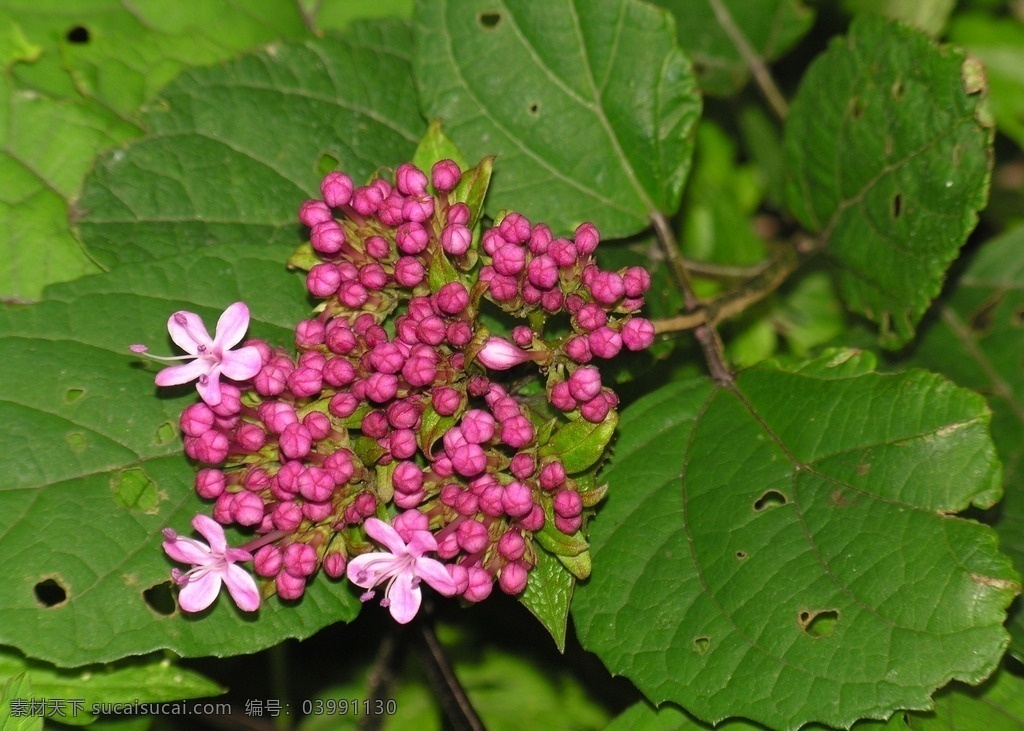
149, 158, 653, 621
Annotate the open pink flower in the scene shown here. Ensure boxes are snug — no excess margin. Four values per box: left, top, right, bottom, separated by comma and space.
131, 302, 262, 406
162, 514, 260, 612
347, 517, 458, 624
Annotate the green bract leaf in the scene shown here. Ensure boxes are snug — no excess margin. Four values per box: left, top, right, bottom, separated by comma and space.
784, 14, 993, 347
651, 0, 814, 96
906, 226, 1024, 660
414, 0, 701, 238
538, 411, 617, 474
573, 355, 1019, 730
0, 672, 40, 731
518, 547, 574, 651
0, 245, 363, 666
76, 21, 424, 270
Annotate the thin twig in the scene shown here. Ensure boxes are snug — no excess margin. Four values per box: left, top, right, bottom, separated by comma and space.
707, 0, 790, 120
359, 627, 409, 731
413, 607, 485, 731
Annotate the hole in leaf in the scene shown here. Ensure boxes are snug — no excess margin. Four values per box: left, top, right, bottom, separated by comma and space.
35, 577, 68, 607
753, 490, 787, 511
144, 583, 176, 615
891, 79, 905, 100
527, 101, 540, 116
111, 468, 160, 513
693, 636, 710, 655
316, 153, 340, 177
155, 421, 176, 446
799, 609, 839, 638
735, 550, 748, 560
849, 96, 864, 120
64, 388, 85, 403
478, 11, 502, 29
66, 25, 90, 44
66, 432, 87, 453
891, 192, 903, 219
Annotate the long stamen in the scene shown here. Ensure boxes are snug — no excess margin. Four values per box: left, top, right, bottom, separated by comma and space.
129, 345, 196, 364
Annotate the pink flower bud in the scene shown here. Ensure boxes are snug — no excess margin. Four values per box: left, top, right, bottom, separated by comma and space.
388, 428, 416, 458
402, 353, 438, 387
441, 223, 472, 256
554, 489, 583, 518
323, 552, 348, 578
364, 372, 399, 403
580, 391, 616, 423
366, 235, 390, 259
284, 543, 318, 578
244, 467, 272, 492
526, 255, 559, 289
522, 282, 542, 305
510, 453, 535, 479
541, 289, 564, 313
377, 194, 406, 227
589, 271, 626, 305
529, 223, 552, 254
489, 395, 521, 423
576, 303, 607, 331
539, 461, 566, 490
195, 468, 226, 499
354, 492, 377, 517
351, 184, 384, 216
568, 365, 602, 402
359, 263, 389, 290
231, 491, 265, 526
499, 561, 529, 594
394, 489, 425, 509
310, 220, 346, 255
502, 481, 534, 517
477, 483, 505, 517
414, 315, 446, 346
298, 466, 334, 502
555, 514, 583, 535
520, 504, 545, 531
481, 228, 506, 256
299, 199, 333, 227
287, 366, 323, 399
457, 519, 490, 553
488, 273, 519, 302
574, 222, 600, 254
512, 326, 533, 347
361, 409, 389, 439
477, 337, 531, 370
272, 500, 303, 531
323, 357, 356, 387
369, 342, 405, 374
564, 335, 592, 364
497, 531, 527, 561
431, 159, 462, 191
275, 461, 304, 495
623, 266, 651, 297
403, 194, 434, 222
447, 202, 471, 225
432, 386, 461, 416
321, 171, 353, 207
254, 364, 287, 396
393, 461, 425, 494
463, 567, 493, 602
396, 222, 429, 255
548, 237, 577, 266
276, 569, 307, 600
180, 403, 215, 437
303, 500, 333, 521
186, 430, 229, 464
549, 381, 577, 412
396, 163, 429, 195
454, 490, 479, 516
446, 321, 473, 347
279, 422, 313, 460
460, 409, 495, 444
392, 509, 430, 542
394, 256, 425, 287
338, 280, 369, 308
451, 443, 487, 477
324, 449, 355, 485
588, 326, 622, 359
235, 422, 267, 452
493, 244, 526, 276
437, 281, 470, 314
499, 212, 531, 243
622, 317, 655, 351
295, 319, 326, 348
500, 415, 534, 449
387, 398, 422, 429
329, 392, 359, 418
254, 545, 283, 577
436, 532, 460, 559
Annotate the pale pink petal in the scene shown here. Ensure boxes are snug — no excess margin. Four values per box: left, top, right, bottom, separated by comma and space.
405, 530, 439, 556
177, 571, 221, 612
219, 345, 263, 381
195, 372, 224, 406
223, 564, 261, 611
155, 360, 209, 387
213, 302, 252, 350
415, 557, 459, 596
162, 535, 211, 565
386, 570, 421, 624
362, 518, 409, 555
477, 337, 530, 370
167, 311, 213, 354
347, 552, 396, 588
192, 514, 228, 554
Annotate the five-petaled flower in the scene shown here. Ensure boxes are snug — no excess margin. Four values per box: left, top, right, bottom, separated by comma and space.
130, 302, 262, 406
162, 514, 260, 613
347, 517, 458, 624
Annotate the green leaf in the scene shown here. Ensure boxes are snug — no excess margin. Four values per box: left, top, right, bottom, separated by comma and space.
948, 12, 1024, 151
0, 672, 41, 731
517, 547, 574, 651
538, 411, 617, 474
606, 700, 911, 730
0, 650, 223, 726
784, 14, 993, 347
651, 0, 814, 96
0, 245, 363, 666
414, 0, 701, 238
76, 21, 424, 270
906, 666, 1024, 729
905, 226, 1024, 660
413, 119, 469, 174
843, 0, 956, 36
573, 355, 1019, 730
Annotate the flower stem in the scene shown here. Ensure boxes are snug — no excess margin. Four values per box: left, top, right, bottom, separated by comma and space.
413, 604, 485, 731
359, 626, 408, 731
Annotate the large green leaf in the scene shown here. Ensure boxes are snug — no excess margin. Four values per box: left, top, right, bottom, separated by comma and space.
0, 245, 364, 666
906, 226, 1024, 660
784, 14, 992, 347
573, 352, 1018, 730
651, 0, 814, 96
75, 21, 424, 270
907, 666, 1024, 729
414, 0, 701, 238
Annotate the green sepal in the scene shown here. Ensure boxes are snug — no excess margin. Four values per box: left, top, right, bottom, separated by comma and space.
413, 119, 469, 176
418, 403, 460, 457
454, 156, 495, 229
539, 411, 618, 474
557, 549, 592, 580
286, 241, 320, 272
